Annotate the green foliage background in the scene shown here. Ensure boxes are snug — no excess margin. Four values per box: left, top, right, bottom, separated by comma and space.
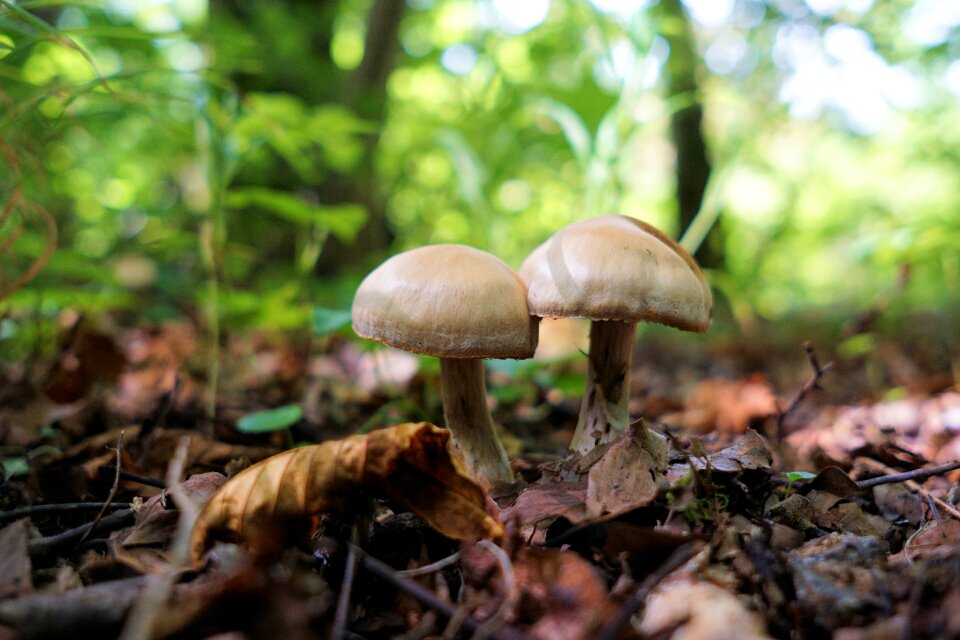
1, 0, 959, 353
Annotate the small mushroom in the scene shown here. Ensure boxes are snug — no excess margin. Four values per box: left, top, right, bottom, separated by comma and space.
519, 215, 711, 454
352, 244, 538, 486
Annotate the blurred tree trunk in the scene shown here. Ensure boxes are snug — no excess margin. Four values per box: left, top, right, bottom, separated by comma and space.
212, 0, 404, 273
320, 0, 406, 272
658, 0, 724, 269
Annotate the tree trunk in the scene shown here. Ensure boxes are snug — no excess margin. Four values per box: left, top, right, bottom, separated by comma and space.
658, 0, 724, 269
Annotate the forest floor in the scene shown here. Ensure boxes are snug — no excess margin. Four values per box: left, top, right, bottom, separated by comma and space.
1, 314, 959, 639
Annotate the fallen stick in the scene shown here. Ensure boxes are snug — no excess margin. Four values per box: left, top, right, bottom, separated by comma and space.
79, 430, 124, 546
857, 457, 960, 521
594, 543, 701, 640
857, 459, 960, 490
97, 465, 167, 489
355, 548, 525, 640
331, 530, 359, 640
0, 502, 128, 524
775, 341, 835, 440
28, 509, 134, 560
0, 576, 148, 638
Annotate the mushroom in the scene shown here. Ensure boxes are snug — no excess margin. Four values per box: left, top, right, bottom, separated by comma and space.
519, 215, 711, 454
352, 244, 539, 486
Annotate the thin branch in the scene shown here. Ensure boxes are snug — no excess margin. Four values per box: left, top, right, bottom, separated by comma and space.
98, 465, 167, 489
857, 457, 960, 521
119, 437, 194, 640
594, 543, 701, 640
857, 460, 960, 490
79, 430, 124, 545
472, 541, 518, 640
355, 548, 524, 640
332, 528, 360, 640
775, 341, 835, 439
397, 551, 463, 578
0, 502, 128, 524
28, 509, 134, 559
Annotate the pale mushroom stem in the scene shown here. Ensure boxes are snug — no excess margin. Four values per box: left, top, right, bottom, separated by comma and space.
571, 320, 637, 454
438, 357, 514, 486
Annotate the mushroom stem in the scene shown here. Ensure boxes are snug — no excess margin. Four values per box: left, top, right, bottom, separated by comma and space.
438, 358, 514, 486
571, 320, 637, 454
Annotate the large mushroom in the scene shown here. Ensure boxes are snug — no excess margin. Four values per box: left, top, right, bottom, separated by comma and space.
352, 244, 538, 486
519, 215, 711, 454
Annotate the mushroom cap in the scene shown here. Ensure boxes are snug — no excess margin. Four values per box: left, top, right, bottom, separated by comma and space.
352, 244, 539, 359
519, 215, 712, 332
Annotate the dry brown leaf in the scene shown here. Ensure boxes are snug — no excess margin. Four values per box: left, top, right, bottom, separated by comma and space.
903, 520, 960, 562
460, 544, 615, 640
515, 547, 616, 640
42, 324, 126, 404
500, 483, 587, 544
704, 429, 773, 472
586, 424, 667, 517
664, 376, 778, 435
190, 422, 503, 561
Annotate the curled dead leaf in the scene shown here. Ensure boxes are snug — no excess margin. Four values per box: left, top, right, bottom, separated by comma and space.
585, 424, 668, 517
190, 422, 503, 562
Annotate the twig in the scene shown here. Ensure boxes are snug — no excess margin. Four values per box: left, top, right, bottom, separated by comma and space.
776, 341, 835, 439
472, 541, 518, 640
355, 548, 524, 640
98, 465, 167, 489
857, 460, 960, 490
28, 509, 134, 559
332, 528, 360, 640
594, 543, 701, 640
397, 551, 463, 578
858, 457, 960, 521
927, 494, 942, 524
80, 430, 124, 545
119, 436, 194, 640
0, 502, 128, 524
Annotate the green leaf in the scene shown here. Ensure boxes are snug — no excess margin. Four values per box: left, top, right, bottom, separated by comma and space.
436, 129, 486, 210
783, 471, 816, 485
236, 404, 303, 434
224, 187, 367, 241
312, 307, 352, 336
533, 98, 592, 167
838, 333, 875, 359
2, 456, 29, 479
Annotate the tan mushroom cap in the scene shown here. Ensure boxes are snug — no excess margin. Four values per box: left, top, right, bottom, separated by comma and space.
352, 244, 539, 359
519, 215, 712, 332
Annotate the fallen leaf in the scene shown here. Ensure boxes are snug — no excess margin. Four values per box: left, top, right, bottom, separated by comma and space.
0, 519, 32, 599
872, 483, 924, 526
110, 472, 229, 574
704, 429, 773, 472
826, 502, 889, 537
42, 323, 126, 404
190, 423, 503, 561
500, 483, 587, 544
809, 466, 861, 498
461, 545, 616, 640
664, 376, 778, 434
903, 520, 960, 562
586, 424, 667, 517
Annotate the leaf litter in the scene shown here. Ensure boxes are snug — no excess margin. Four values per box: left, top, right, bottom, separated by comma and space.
1, 323, 960, 638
